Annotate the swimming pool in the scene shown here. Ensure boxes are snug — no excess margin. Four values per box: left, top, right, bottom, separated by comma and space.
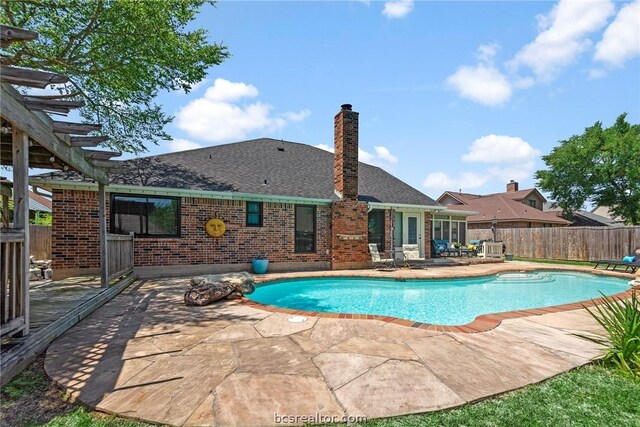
248, 271, 630, 325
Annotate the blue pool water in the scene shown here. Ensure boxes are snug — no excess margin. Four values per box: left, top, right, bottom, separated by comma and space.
248, 271, 630, 325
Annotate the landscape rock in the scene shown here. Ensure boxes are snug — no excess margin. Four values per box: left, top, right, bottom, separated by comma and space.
225, 292, 244, 300
185, 272, 256, 306
184, 283, 233, 306
190, 272, 256, 295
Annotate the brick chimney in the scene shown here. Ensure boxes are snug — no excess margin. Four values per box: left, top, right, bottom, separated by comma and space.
506, 180, 519, 193
334, 104, 359, 201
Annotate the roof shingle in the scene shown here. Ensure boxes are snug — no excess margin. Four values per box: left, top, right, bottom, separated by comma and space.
34, 138, 439, 207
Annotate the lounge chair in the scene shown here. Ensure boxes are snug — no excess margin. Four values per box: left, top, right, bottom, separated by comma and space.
368, 243, 396, 270
592, 247, 640, 274
402, 244, 427, 268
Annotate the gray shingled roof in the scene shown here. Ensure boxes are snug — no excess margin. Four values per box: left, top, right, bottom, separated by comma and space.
34, 138, 440, 207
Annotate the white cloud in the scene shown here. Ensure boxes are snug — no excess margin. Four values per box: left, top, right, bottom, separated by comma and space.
282, 109, 311, 122
424, 134, 541, 194
382, 0, 414, 19
477, 43, 500, 63
422, 171, 490, 194
176, 78, 310, 143
508, 0, 615, 81
594, 0, 640, 67
314, 143, 399, 170
462, 135, 541, 163
204, 78, 259, 102
445, 64, 512, 107
167, 138, 202, 152
314, 144, 334, 153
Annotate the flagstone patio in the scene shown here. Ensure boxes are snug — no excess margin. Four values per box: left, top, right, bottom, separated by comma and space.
44, 263, 633, 426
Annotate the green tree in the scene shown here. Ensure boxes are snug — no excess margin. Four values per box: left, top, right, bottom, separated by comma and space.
535, 113, 640, 225
1, 0, 229, 154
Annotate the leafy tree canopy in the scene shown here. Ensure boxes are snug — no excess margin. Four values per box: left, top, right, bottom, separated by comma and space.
535, 113, 640, 225
1, 0, 229, 154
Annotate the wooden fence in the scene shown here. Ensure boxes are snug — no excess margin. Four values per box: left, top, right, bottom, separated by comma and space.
469, 226, 640, 261
29, 225, 51, 260
106, 233, 134, 281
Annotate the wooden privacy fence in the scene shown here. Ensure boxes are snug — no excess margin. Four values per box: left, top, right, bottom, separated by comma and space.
106, 233, 134, 281
469, 226, 640, 261
29, 225, 51, 260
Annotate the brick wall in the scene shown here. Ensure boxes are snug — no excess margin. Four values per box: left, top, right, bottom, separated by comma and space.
52, 189, 332, 271
52, 189, 101, 270
330, 200, 369, 268
424, 211, 432, 258
334, 104, 359, 201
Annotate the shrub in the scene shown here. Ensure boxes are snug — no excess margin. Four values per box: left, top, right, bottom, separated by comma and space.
581, 290, 640, 379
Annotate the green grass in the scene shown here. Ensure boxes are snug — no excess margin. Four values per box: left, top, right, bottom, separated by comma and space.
39, 408, 148, 427
4, 359, 639, 427
323, 365, 640, 427
512, 257, 594, 267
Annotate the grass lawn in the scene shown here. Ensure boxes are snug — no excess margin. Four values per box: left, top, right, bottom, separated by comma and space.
2, 358, 639, 427
512, 257, 595, 267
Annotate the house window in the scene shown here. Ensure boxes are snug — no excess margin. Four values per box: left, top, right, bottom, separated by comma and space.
368, 209, 385, 251
528, 199, 537, 208
295, 205, 315, 253
246, 201, 263, 227
110, 194, 180, 237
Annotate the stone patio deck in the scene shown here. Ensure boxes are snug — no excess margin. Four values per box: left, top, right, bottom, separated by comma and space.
44, 262, 636, 426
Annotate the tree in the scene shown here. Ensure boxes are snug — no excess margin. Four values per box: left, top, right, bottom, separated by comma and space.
1, 0, 229, 154
535, 113, 640, 225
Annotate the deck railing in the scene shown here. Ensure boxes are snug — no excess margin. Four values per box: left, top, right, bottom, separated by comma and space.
1, 229, 27, 337
480, 242, 504, 259
106, 233, 134, 281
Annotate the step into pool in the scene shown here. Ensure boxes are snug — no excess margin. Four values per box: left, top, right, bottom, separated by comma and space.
247, 271, 630, 325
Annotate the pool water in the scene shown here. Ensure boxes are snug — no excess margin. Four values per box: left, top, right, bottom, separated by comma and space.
248, 271, 630, 325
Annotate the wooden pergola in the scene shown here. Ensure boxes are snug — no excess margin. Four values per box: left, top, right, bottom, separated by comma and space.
1, 25, 118, 338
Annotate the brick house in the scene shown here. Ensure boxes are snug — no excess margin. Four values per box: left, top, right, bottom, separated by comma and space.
436, 181, 570, 238
32, 104, 468, 279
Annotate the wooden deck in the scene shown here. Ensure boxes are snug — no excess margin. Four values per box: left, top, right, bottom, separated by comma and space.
1, 274, 136, 386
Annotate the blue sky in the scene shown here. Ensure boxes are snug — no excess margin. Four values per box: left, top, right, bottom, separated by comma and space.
37, 1, 640, 201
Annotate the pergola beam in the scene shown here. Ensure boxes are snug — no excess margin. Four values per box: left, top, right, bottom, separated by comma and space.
82, 149, 122, 160
52, 121, 102, 135
1, 83, 108, 184
0, 66, 68, 89
70, 136, 109, 147
23, 97, 85, 115
1, 25, 37, 47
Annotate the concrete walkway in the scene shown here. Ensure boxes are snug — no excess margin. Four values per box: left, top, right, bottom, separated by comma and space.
44, 264, 629, 426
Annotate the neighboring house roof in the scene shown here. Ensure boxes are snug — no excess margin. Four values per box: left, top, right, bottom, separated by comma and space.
29, 191, 52, 213
33, 138, 440, 208
0, 178, 52, 212
439, 189, 569, 225
543, 203, 622, 227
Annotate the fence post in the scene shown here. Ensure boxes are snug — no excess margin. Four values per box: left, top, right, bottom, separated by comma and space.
99, 183, 108, 288
13, 128, 30, 336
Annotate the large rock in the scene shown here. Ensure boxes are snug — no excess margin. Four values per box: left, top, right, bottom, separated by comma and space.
190, 272, 256, 295
185, 272, 257, 306
184, 282, 233, 306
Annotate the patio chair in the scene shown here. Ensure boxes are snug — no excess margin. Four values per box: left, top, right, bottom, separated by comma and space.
368, 244, 396, 270
402, 244, 427, 268
431, 239, 450, 257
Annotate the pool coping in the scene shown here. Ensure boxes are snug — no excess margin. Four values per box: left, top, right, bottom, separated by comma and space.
242, 265, 640, 333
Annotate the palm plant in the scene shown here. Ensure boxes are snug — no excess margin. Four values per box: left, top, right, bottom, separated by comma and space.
580, 290, 640, 379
